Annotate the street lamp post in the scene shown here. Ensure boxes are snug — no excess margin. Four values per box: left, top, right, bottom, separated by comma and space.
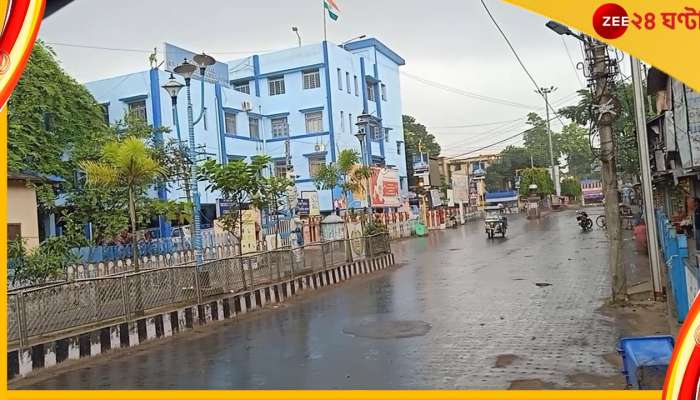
169, 54, 216, 266
354, 129, 372, 213
537, 85, 559, 196
292, 26, 302, 47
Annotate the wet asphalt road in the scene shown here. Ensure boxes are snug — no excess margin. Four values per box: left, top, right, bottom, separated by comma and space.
16, 208, 623, 389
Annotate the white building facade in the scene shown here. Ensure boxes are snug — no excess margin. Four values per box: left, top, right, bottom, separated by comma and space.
86, 38, 408, 233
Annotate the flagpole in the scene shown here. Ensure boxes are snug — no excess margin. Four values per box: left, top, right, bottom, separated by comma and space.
323, 1, 327, 42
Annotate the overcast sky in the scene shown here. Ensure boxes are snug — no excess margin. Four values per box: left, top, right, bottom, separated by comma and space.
38, 0, 611, 158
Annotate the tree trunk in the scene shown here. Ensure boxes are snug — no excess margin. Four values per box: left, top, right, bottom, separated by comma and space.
129, 187, 144, 315
129, 187, 139, 271
183, 179, 195, 250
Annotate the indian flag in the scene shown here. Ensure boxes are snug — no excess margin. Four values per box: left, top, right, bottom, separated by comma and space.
324, 0, 340, 21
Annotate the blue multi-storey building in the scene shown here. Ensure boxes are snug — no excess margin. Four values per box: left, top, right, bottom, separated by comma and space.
86, 38, 407, 232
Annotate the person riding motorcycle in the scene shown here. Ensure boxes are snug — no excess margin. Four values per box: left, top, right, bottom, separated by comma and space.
576, 210, 593, 231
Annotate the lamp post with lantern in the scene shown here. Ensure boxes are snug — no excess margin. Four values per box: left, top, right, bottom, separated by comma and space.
162, 53, 216, 266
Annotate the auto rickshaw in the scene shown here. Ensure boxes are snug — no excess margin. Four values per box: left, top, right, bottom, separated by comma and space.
484, 204, 507, 239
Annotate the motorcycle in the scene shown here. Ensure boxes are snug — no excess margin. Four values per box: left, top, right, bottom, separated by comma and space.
576, 210, 593, 231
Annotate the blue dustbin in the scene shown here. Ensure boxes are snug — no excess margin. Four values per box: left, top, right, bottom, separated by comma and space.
618, 335, 674, 389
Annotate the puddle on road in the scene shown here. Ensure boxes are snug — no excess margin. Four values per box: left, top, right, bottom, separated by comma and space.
494, 354, 520, 368
343, 320, 432, 339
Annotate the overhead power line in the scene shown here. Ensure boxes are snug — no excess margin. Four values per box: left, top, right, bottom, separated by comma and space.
561, 37, 585, 88
427, 118, 523, 129
400, 71, 538, 110
478, 0, 567, 127
44, 41, 272, 55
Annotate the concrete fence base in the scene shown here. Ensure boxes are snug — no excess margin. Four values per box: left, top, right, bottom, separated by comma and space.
8, 252, 395, 380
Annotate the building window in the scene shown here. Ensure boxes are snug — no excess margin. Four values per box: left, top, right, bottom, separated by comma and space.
367, 84, 375, 101
249, 117, 259, 139
397, 141, 402, 155
340, 111, 345, 132
308, 157, 325, 177
100, 103, 110, 124
370, 126, 382, 141
337, 68, 343, 90
271, 117, 289, 137
349, 113, 353, 133
354, 76, 359, 96
346, 72, 351, 94
224, 112, 237, 135
8, 223, 21, 242
305, 111, 323, 133
233, 81, 250, 94
268, 76, 285, 96
303, 69, 320, 89
381, 84, 387, 101
384, 128, 391, 142
128, 100, 147, 121
274, 160, 287, 177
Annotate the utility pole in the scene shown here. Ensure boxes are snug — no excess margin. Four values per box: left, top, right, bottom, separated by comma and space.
538, 86, 559, 197
630, 56, 662, 298
586, 37, 626, 302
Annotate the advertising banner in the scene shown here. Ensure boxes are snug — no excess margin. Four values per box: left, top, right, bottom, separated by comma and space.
370, 167, 400, 207
301, 191, 320, 216
240, 209, 259, 254
452, 171, 469, 203
430, 189, 443, 207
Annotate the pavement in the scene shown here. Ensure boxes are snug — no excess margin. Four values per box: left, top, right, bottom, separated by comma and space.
12, 207, 671, 390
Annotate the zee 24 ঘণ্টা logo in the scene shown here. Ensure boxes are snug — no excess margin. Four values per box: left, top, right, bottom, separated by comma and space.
592, 2, 700, 39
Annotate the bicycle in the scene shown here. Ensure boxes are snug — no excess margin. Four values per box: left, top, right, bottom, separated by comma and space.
596, 214, 606, 229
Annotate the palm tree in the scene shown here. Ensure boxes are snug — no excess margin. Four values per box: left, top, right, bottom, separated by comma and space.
81, 137, 164, 271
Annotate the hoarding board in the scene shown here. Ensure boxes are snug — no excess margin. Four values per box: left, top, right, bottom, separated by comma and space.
430, 189, 442, 207
301, 191, 320, 216
452, 171, 469, 203
370, 167, 400, 207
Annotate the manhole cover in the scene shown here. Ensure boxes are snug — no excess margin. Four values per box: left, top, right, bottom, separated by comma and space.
343, 320, 431, 339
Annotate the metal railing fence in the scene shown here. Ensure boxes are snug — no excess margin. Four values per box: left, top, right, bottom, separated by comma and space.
8, 234, 390, 347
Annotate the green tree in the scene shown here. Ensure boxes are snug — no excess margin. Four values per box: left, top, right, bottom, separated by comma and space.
558, 123, 595, 179
522, 113, 561, 168
403, 115, 440, 188
518, 168, 554, 196
254, 175, 293, 248
199, 156, 270, 255
560, 177, 582, 199
80, 137, 165, 269
312, 163, 341, 208
337, 149, 371, 211
485, 146, 533, 192
557, 82, 643, 178
8, 41, 109, 178
9, 236, 78, 285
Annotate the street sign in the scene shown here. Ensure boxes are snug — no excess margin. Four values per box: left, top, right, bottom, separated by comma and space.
216, 199, 236, 217
296, 198, 310, 215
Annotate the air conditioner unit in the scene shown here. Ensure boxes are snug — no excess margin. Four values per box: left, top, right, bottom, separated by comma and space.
241, 101, 252, 112
314, 143, 326, 152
